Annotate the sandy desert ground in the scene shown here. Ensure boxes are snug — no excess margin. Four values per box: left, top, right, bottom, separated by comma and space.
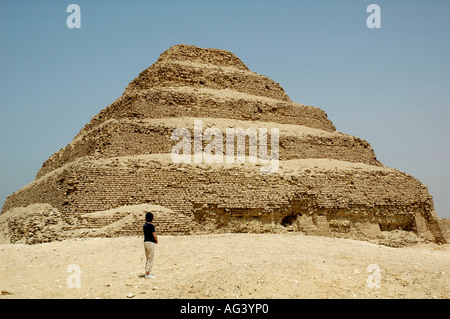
0, 233, 448, 299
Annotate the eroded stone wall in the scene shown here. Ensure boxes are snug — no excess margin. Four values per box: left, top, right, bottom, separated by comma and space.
2, 44, 445, 246
37, 118, 379, 178
3, 157, 443, 243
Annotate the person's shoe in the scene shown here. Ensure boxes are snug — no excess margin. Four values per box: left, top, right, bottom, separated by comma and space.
145, 274, 155, 279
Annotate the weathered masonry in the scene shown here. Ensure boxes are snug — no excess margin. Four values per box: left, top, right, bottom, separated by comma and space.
1, 44, 447, 245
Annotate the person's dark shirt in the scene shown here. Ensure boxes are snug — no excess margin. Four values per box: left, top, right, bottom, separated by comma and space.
143, 223, 156, 243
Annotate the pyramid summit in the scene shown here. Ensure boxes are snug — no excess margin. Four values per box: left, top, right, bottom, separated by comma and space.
1, 44, 447, 245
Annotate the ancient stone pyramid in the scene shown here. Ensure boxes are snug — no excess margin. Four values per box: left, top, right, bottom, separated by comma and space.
1, 44, 447, 244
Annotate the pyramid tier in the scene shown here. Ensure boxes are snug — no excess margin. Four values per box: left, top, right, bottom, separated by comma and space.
126, 44, 288, 101
37, 117, 379, 178
2, 155, 445, 243
125, 60, 291, 102
155, 44, 250, 71
75, 86, 336, 143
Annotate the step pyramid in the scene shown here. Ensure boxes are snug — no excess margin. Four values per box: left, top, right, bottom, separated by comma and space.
1, 44, 446, 244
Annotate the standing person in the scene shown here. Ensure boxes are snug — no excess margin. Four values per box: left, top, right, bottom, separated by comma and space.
143, 212, 158, 279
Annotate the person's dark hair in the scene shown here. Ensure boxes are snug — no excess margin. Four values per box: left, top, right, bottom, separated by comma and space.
145, 212, 154, 222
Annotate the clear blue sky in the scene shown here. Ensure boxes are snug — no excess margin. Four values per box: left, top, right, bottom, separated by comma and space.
1, 1, 449, 218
